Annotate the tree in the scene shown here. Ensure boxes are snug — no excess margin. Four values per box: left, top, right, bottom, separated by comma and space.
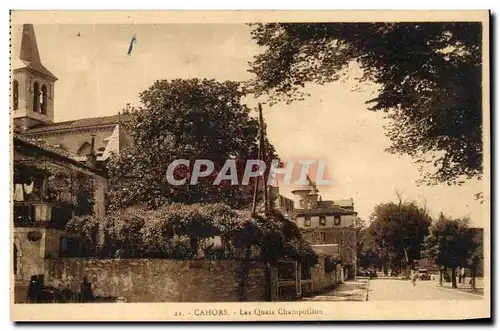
350, 217, 371, 270
248, 23, 483, 185
106, 78, 278, 211
424, 214, 476, 288
66, 203, 317, 264
468, 239, 483, 291
357, 228, 383, 272
365, 200, 432, 273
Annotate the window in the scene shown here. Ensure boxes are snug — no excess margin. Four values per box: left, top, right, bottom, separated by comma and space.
304, 216, 311, 227
319, 216, 326, 225
60, 237, 81, 257
40, 85, 48, 114
14, 204, 36, 224
13, 80, 19, 110
77, 142, 91, 156
13, 244, 18, 275
334, 215, 341, 226
33, 81, 40, 113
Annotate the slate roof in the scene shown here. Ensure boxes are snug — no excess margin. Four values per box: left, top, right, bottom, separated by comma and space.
318, 200, 334, 208
293, 206, 357, 217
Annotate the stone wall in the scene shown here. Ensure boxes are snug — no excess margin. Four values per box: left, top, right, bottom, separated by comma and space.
14, 227, 81, 283
14, 227, 46, 282
45, 258, 268, 302
301, 228, 357, 267
309, 254, 341, 292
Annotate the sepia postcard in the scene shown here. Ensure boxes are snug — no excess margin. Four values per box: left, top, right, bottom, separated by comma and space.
10, 10, 490, 321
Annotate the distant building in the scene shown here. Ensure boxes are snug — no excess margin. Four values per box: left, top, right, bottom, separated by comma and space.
272, 177, 358, 281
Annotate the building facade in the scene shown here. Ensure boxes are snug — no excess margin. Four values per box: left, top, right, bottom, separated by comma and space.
273, 178, 359, 283
11, 24, 127, 300
13, 135, 107, 285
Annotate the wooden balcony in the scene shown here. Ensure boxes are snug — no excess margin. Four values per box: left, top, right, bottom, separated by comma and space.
13, 201, 74, 229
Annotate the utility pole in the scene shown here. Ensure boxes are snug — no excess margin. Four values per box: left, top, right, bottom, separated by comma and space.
258, 103, 268, 213
251, 140, 261, 215
251, 103, 268, 215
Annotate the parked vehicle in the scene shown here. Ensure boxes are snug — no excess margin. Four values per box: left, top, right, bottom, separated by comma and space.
418, 269, 431, 280
356, 268, 367, 277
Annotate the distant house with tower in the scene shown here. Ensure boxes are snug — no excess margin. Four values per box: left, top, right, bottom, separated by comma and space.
272, 176, 358, 286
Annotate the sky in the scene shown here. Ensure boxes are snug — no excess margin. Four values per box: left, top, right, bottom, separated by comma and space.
11, 24, 486, 226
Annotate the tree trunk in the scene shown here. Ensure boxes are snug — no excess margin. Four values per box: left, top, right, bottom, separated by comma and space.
239, 244, 252, 301
451, 266, 457, 288
190, 237, 199, 259
471, 264, 477, 291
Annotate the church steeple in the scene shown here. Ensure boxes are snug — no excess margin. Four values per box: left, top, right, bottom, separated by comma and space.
20, 24, 41, 64
13, 24, 57, 132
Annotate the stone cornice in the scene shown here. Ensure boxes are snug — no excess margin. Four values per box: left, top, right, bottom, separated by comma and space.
21, 124, 117, 138
13, 67, 58, 82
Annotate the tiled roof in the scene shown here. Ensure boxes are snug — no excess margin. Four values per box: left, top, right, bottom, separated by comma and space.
14, 134, 77, 159
22, 114, 123, 134
14, 135, 103, 174
311, 244, 340, 257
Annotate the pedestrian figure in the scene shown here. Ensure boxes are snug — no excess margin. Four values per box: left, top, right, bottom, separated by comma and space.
26, 275, 42, 303
411, 270, 418, 287
80, 276, 94, 303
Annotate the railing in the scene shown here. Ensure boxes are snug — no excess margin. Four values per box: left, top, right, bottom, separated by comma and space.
13, 201, 74, 229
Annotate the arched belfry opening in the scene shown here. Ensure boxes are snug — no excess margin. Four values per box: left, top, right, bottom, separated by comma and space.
41, 84, 48, 114
33, 81, 40, 113
13, 80, 19, 110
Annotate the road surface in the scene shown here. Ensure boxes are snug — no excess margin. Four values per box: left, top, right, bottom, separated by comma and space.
368, 278, 482, 301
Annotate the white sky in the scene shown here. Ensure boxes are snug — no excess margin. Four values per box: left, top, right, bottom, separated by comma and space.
11, 24, 486, 226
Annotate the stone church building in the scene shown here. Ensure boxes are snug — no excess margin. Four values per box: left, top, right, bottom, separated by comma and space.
12, 24, 130, 165
11, 24, 129, 294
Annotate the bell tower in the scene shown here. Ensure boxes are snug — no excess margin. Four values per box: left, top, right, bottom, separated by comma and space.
12, 24, 57, 132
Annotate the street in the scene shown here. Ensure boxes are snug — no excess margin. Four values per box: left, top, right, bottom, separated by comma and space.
303, 277, 483, 302
368, 278, 483, 301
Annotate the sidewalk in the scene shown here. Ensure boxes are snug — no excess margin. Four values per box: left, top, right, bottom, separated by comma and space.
302, 279, 369, 301
424, 277, 484, 296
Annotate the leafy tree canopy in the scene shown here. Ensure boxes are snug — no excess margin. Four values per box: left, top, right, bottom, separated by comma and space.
248, 23, 483, 185
366, 200, 432, 268
423, 213, 478, 287
106, 78, 278, 211
424, 214, 477, 268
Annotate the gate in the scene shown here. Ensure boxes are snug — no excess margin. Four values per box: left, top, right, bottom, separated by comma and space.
270, 259, 302, 301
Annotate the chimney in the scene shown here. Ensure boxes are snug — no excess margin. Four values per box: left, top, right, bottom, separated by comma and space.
86, 135, 97, 168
